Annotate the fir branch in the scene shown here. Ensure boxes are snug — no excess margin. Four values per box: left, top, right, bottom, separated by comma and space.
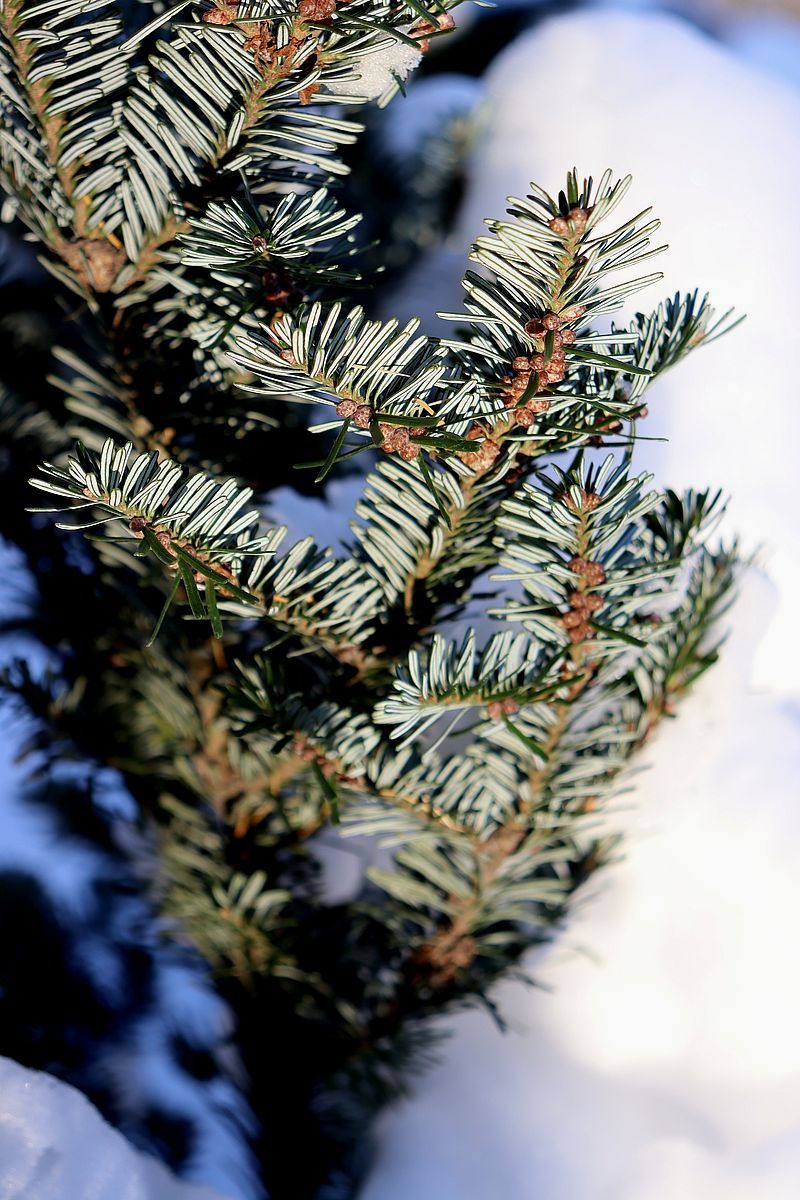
0, 0, 129, 252
232, 300, 478, 464
17, 144, 742, 1193
29, 439, 283, 597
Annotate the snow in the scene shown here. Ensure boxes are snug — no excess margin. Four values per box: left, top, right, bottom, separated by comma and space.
360, 10, 800, 1200
724, 13, 800, 88
325, 37, 421, 101
0, 1055, 230, 1200
101, 1010, 260, 1200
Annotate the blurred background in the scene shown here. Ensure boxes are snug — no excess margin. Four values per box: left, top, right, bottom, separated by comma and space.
1, 1, 799, 1198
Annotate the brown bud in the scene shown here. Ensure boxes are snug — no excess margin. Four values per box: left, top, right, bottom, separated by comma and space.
512, 356, 532, 372
156, 531, 172, 552
568, 557, 606, 586
398, 442, 421, 461
525, 318, 546, 337
561, 609, 585, 629
560, 304, 587, 323
584, 593, 603, 613
514, 406, 537, 427
380, 425, 409, 452
202, 4, 238, 26
561, 329, 576, 345
563, 489, 600, 514
129, 516, 147, 536
61, 238, 126, 293
353, 405, 373, 429
487, 700, 503, 720
568, 623, 590, 643
567, 206, 589, 228
298, 0, 337, 21
542, 312, 561, 331
460, 439, 500, 472
252, 235, 268, 253
335, 399, 358, 419
501, 697, 519, 715
279, 348, 297, 365
548, 216, 570, 236
299, 83, 321, 105
437, 12, 456, 29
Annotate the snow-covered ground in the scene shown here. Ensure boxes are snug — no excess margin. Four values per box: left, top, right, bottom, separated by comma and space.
361, 10, 800, 1200
0, 1055, 228, 1200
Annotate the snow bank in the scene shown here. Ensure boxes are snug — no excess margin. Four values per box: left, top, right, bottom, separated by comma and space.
0, 1055, 230, 1200
362, 11, 800, 1200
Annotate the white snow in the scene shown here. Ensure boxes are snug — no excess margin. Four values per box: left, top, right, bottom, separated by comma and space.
0, 1055, 231, 1200
325, 37, 421, 101
361, 10, 800, 1200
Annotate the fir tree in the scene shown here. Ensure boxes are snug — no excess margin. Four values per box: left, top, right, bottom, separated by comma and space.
1, 2, 738, 1195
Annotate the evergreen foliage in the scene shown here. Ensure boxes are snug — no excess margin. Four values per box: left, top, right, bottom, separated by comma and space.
1, 1, 738, 1195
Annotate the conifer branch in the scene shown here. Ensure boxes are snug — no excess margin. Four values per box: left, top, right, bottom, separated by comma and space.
6, 7, 740, 1165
